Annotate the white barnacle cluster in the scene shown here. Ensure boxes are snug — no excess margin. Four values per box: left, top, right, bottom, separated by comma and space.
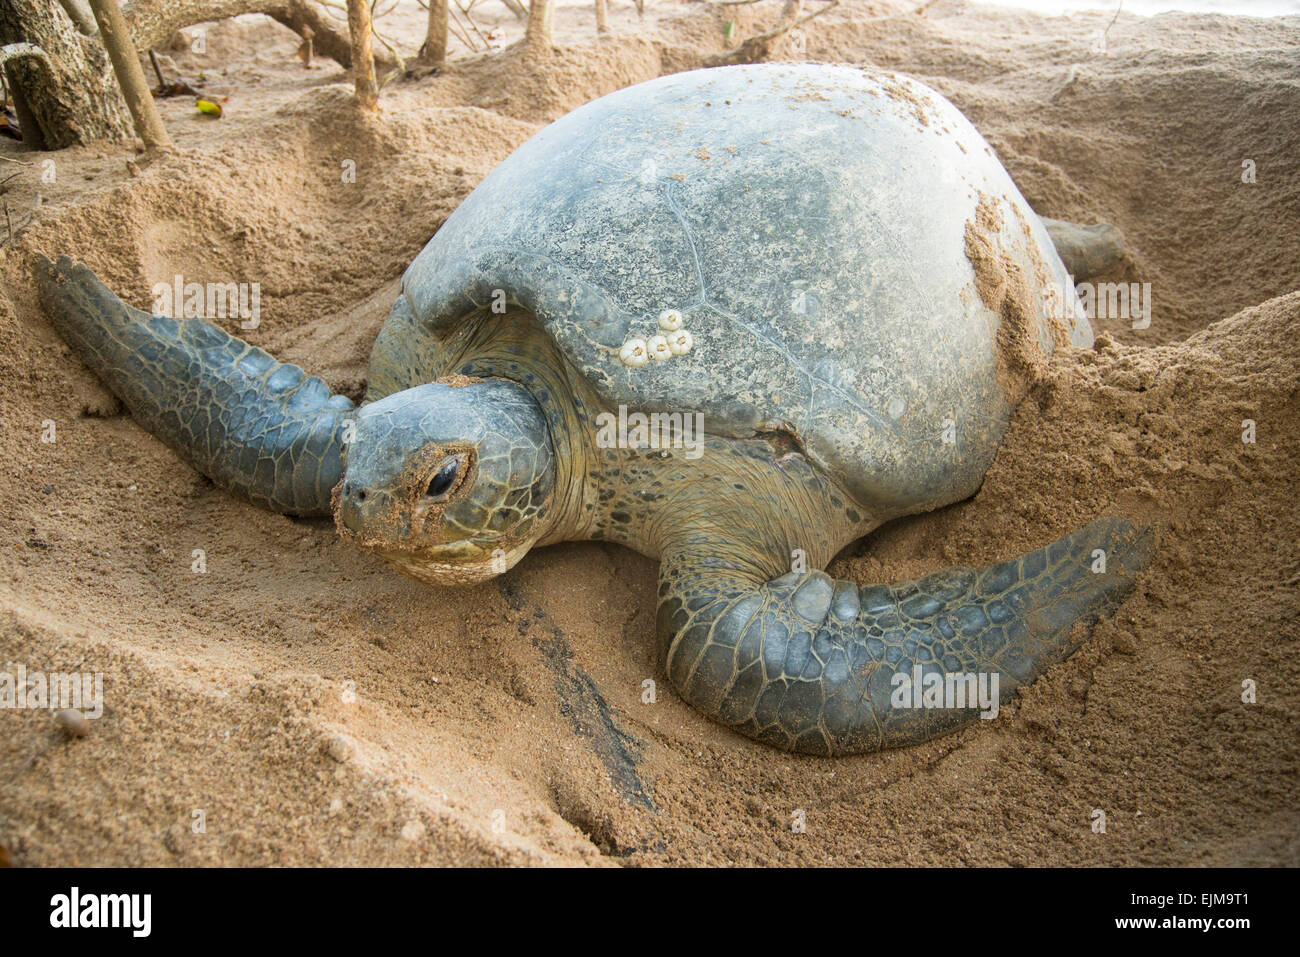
619, 309, 695, 368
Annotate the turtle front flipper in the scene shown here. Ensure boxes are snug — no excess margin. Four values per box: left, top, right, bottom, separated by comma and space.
35, 255, 355, 516
1040, 217, 1125, 282
657, 518, 1153, 756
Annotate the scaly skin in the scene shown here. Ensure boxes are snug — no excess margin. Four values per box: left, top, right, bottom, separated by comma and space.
335, 378, 558, 585
656, 517, 1152, 756
38, 258, 1154, 756
368, 302, 593, 550
34, 256, 354, 515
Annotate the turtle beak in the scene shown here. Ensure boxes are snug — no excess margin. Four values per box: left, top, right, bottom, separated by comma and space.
335, 484, 409, 542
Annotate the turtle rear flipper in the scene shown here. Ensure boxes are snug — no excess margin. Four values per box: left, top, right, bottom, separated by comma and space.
658, 518, 1153, 756
1041, 217, 1125, 282
35, 255, 354, 516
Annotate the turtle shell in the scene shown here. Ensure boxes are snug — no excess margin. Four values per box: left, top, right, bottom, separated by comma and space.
390, 64, 1090, 516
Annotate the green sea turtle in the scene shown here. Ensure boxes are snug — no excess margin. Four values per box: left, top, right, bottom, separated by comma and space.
36, 63, 1149, 756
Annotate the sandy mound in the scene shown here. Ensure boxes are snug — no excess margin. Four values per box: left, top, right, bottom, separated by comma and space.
1, 0, 1296, 865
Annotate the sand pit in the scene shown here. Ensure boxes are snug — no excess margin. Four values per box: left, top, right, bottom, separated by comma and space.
0, 0, 1297, 866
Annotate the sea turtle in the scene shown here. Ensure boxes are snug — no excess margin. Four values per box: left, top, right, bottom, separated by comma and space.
36, 63, 1150, 756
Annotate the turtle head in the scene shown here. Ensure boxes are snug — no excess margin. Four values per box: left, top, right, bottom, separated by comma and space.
334, 378, 557, 585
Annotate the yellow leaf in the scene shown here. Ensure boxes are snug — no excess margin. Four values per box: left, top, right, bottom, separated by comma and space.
195, 98, 223, 118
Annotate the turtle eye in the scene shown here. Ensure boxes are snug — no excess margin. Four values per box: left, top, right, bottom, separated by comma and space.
424, 455, 463, 500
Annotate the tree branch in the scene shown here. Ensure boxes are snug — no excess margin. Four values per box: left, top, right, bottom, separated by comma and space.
703, 0, 839, 67
89, 0, 172, 151
121, 0, 393, 72
345, 0, 377, 109
0, 41, 50, 67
